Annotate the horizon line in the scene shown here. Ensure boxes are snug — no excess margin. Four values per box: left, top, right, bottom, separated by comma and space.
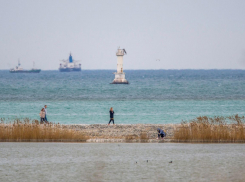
1, 69, 245, 71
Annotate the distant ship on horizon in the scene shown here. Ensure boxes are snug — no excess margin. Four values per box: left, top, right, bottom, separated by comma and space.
59, 53, 81, 72
9, 60, 41, 73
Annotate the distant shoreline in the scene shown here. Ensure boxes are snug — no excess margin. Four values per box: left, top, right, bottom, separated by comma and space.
1, 69, 245, 71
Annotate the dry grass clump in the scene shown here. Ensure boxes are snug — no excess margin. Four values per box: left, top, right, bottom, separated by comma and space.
125, 134, 138, 141
125, 132, 149, 142
139, 132, 148, 140
174, 115, 245, 142
0, 118, 87, 141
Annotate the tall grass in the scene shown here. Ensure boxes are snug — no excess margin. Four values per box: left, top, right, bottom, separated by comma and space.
124, 132, 149, 142
0, 118, 87, 141
174, 115, 245, 142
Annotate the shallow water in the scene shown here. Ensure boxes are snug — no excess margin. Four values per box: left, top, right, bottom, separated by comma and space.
1, 70, 245, 124
0, 143, 245, 182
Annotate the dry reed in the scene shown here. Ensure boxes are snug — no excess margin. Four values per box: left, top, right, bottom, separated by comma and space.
174, 115, 245, 142
139, 132, 148, 140
124, 132, 149, 142
0, 118, 88, 141
125, 134, 138, 141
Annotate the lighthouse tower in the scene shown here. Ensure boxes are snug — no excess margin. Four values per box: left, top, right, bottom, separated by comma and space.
111, 48, 129, 84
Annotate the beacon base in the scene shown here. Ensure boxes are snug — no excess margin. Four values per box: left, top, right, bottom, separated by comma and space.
111, 80, 129, 84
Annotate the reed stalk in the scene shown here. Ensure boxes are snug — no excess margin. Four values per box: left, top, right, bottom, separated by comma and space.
0, 118, 87, 141
174, 115, 245, 142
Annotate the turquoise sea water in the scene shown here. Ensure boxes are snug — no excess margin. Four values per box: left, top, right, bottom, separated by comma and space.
0, 70, 245, 124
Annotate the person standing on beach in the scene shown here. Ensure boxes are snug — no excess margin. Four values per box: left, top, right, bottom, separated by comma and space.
39, 108, 46, 124
108, 107, 114, 125
43, 105, 48, 122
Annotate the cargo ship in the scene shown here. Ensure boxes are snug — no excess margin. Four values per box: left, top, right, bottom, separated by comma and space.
9, 61, 41, 73
59, 53, 81, 72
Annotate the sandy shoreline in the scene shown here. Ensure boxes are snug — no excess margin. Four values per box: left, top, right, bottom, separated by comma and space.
65, 123, 176, 140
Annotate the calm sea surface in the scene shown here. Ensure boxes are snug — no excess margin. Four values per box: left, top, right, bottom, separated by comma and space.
0, 143, 244, 182
0, 70, 245, 124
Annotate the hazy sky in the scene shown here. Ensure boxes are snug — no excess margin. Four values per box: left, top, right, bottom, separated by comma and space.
1, 0, 245, 70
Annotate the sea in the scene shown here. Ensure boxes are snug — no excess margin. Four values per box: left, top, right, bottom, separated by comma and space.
0, 70, 245, 124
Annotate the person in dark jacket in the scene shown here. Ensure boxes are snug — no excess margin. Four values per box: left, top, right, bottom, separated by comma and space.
157, 128, 166, 139
108, 107, 114, 125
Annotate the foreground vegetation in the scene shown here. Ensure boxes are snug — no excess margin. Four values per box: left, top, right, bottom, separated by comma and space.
0, 118, 87, 141
1, 115, 245, 143
174, 115, 245, 142
0, 118, 149, 142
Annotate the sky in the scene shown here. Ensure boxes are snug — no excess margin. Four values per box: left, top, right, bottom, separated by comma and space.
0, 0, 245, 70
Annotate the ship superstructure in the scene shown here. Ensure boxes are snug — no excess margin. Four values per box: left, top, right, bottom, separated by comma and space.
59, 53, 81, 72
111, 48, 129, 84
9, 60, 41, 73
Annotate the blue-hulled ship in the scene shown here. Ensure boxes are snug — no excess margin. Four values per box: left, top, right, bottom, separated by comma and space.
59, 54, 81, 72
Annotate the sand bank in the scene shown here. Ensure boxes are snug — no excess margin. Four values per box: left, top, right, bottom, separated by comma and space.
64, 124, 177, 143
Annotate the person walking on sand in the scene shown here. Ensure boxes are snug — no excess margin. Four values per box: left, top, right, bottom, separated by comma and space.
43, 105, 48, 122
39, 108, 45, 124
108, 107, 114, 125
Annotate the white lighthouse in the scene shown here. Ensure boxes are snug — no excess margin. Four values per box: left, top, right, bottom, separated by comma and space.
111, 47, 129, 84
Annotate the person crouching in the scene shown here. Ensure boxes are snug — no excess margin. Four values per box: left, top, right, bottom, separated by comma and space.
157, 128, 166, 139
